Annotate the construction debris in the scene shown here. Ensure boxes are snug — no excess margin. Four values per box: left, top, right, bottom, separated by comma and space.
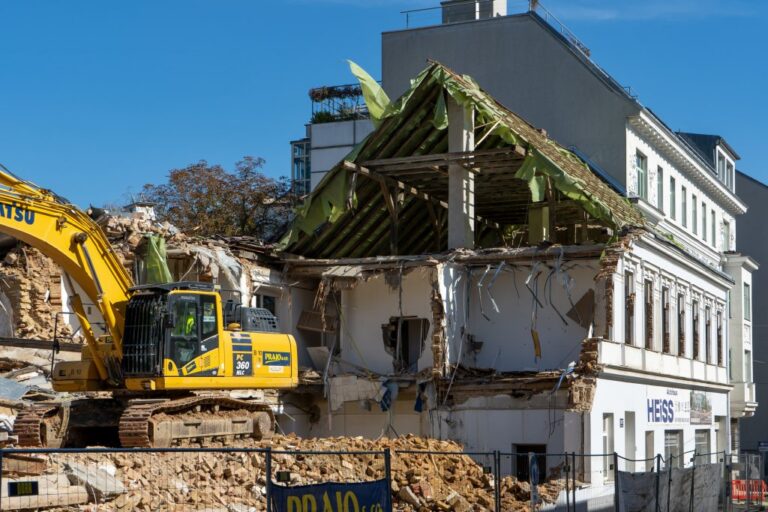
0, 434, 570, 511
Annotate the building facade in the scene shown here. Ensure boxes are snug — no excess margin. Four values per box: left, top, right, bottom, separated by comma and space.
378, 0, 756, 456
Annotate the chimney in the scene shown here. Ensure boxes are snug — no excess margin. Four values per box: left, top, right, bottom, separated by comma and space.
441, 0, 507, 24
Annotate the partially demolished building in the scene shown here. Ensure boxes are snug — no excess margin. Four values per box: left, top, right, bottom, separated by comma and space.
275, 61, 752, 482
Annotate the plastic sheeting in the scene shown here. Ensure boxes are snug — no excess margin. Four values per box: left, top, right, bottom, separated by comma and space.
617, 463, 721, 512
144, 235, 173, 284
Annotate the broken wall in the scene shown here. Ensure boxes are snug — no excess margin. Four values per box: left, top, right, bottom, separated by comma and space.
338, 267, 436, 376
440, 260, 600, 371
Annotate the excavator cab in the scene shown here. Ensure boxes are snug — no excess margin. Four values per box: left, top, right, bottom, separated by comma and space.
120, 281, 298, 392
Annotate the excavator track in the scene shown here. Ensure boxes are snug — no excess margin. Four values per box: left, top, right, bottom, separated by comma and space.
118, 395, 275, 448
13, 404, 64, 448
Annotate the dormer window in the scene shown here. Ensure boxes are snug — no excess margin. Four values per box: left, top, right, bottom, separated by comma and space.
716, 148, 735, 191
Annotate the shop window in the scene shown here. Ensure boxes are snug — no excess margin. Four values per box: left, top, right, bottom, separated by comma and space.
695, 429, 711, 464
381, 317, 429, 373
664, 430, 683, 469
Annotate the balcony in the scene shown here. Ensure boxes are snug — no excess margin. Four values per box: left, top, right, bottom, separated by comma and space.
309, 84, 369, 124
597, 338, 728, 385
732, 381, 758, 418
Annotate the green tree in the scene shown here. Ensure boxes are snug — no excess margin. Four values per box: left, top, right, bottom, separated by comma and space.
142, 157, 293, 240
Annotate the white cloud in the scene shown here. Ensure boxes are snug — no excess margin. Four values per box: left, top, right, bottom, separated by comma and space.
543, 0, 755, 21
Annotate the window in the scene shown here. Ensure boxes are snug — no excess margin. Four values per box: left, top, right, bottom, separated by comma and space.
746, 350, 753, 382
744, 283, 752, 321
678, 294, 686, 356
717, 153, 726, 182
711, 211, 716, 248
657, 167, 664, 211
664, 430, 683, 469
717, 311, 723, 366
625, 272, 635, 345
723, 221, 730, 251
381, 317, 429, 372
603, 414, 615, 481
692, 300, 700, 360
695, 430, 711, 463
290, 139, 311, 196
514, 445, 546, 482
692, 195, 698, 235
636, 151, 648, 200
682, 187, 688, 227
670, 177, 676, 220
726, 162, 734, 190
705, 306, 711, 363
702, 202, 707, 242
169, 294, 200, 369
200, 295, 217, 340
254, 294, 277, 315
645, 279, 654, 350
662, 287, 670, 353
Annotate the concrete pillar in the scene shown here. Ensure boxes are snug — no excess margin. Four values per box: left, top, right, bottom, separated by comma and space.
447, 96, 475, 249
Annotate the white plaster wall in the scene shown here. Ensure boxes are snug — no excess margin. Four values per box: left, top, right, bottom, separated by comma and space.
309, 120, 374, 190
436, 400, 566, 455
627, 126, 736, 265
280, 397, 426, 439
440, 261, 599, 372
590, 378, 728, 479
340, 267, 435, 375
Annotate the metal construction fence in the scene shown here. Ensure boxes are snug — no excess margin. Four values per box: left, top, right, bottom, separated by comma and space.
0, 446, 755, 511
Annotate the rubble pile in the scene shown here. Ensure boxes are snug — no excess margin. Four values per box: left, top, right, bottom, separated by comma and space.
1, 434, 568, 511
97, 213, 184, 271
0, 247, 72, 340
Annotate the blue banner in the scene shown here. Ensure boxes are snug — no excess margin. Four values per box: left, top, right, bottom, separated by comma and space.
270, 479, 392, 512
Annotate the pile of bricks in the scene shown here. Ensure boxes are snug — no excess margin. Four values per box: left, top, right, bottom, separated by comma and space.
2, 434, 571, 511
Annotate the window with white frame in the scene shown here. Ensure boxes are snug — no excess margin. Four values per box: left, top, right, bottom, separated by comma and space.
710, 210, 716, 247
670, 177, 677, 220
682, 187, 688, 227
692, 194, 698, 235
636, 151, 648, 200
702, 202, 707, 242
744, 283, 751, 321
657, 166, 664, 211
723, 221, 731, 251
726, 161, 734, 191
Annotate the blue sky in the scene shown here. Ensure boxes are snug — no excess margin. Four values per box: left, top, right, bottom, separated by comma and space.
0, 0, 766, 207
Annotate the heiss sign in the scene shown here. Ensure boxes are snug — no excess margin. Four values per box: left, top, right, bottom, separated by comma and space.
646, 388, 690, 425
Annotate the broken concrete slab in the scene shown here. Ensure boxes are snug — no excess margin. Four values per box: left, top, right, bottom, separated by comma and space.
64, 461, 125, 500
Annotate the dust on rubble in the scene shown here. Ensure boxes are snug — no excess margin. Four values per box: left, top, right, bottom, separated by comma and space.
0, 434, 569, 511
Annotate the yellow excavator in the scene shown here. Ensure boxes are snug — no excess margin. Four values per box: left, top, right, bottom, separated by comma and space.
0, 165, 298, 447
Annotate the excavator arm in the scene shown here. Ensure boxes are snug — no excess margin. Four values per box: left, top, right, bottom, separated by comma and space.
0, 165, 133, 384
